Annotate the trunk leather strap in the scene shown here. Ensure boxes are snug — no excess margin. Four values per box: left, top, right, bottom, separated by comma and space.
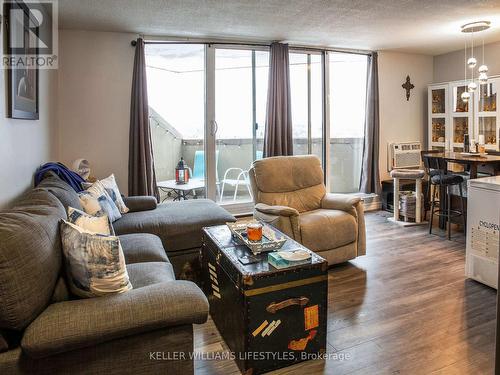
266, 296, 309, 313
243, 274, 327, 297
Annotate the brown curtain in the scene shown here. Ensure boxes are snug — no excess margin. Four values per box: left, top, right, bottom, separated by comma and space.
128, 38, 159, 200
263, 42, 293, 157
359, 52, 381, 194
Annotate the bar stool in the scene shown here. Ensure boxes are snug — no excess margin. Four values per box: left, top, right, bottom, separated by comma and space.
420, 150, 441, 220
390, 168, 425, 223
423, 155, 466, 240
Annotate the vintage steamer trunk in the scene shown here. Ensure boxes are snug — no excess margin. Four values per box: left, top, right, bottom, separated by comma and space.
201, 225, 328, 375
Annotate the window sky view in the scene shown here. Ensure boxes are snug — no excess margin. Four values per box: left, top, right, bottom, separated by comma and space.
145, 45, 367, 140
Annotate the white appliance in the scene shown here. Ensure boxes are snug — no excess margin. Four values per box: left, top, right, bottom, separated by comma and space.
465, 176, 500, 289
387, 142, 422, 171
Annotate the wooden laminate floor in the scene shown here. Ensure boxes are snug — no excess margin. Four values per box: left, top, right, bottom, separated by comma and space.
194, 211, 496, 375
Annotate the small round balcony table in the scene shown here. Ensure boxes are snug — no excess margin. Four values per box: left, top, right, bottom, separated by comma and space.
157, 179, 205, 202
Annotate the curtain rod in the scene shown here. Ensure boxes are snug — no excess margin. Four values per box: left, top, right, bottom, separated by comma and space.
130, 39, 373, 56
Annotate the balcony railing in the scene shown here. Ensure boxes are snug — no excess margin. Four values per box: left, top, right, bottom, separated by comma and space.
150, 112, 363, 203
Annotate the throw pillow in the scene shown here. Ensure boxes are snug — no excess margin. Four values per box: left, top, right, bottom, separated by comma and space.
79, 181, 122, 222
100, 174, 129, 214
60, 220, 132, 298
67, 206, 113, 235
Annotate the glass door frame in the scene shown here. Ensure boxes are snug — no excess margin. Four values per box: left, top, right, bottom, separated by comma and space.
205, 45, 329, 211
205, 44, 270, 213
323, 51, 331, 191
144, 40, 370, 213
288, 49, 327, 161
203, 45, 367, 212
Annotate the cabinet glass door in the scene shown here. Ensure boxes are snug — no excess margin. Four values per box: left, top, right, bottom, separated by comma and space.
478, 82, 497, 112
478, 117, 497, 148
453, 117, 468, 145
451, 83, 472, 152
431, 88, 446, 114
429, 85, 448, 149
453, 85, 469, 113
477, 80, 498, 150
431, 118, 446, 144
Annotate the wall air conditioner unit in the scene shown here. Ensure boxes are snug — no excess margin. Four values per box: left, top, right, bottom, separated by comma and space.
387, 142, 422, 171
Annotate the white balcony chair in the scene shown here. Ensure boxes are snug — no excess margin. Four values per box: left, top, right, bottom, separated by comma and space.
219, 168, 253, 202
220, 152, 263, 202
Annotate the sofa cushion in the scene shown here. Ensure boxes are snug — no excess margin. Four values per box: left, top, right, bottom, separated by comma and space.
127, 262, 175, 288
119, 234, 169, 264
37, 172, 82, 211
113, 199, 235, 253
0, 189, 65, 330
123, 196, 157, 212
299, 209, 357, 252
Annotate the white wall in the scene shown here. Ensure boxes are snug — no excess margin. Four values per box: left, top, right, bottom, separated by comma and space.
434, 41, 500, 83
378, 51, 434, 181
58, 30, 137, 194
0, 51, 58, 208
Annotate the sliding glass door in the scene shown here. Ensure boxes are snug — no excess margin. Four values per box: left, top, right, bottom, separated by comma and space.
214, 47, 269, 206
328, 52, 368, 193
145, 42, 369, 212
145, 44, 206, 201
289, 52, 324, 163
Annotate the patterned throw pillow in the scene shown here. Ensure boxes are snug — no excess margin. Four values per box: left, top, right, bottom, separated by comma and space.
79, 181, 121, 222
60, 220, 132, 298
100, 174, 129, 214
67, 207, 113, 235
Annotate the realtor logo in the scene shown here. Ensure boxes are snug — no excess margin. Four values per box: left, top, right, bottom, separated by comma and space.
2, 0, 58, 69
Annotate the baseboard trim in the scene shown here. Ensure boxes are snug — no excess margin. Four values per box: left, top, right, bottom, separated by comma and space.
360, 193, 381, 212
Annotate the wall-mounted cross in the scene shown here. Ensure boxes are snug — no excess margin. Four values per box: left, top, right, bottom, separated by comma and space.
402, 75, 414, 101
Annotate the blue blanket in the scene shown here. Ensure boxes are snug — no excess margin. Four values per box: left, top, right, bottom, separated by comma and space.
35, 162, 85, 192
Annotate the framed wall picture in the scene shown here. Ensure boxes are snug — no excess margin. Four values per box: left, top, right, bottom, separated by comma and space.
4, 0, 39, 120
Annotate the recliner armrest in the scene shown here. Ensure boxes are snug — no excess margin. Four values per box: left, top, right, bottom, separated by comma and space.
21, 280, 208, 359
123, 196, 158, 212
321, 193, 366, 256
254, 203, 299, 217
321, 193, 361, 212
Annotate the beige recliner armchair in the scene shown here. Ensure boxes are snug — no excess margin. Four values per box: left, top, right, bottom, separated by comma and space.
249, 155, 366, 265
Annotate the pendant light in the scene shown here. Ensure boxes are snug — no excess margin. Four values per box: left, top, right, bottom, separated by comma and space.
478, 38, 489, 84
461, 21, 491, 99
467, 36, 476, 69
461, 38, 470, 103
468, 30, 477, 92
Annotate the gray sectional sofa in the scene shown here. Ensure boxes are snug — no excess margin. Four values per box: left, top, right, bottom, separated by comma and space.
0, 173, 235, 374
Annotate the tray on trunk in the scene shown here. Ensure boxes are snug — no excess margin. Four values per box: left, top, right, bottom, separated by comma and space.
227, 221, 286, 254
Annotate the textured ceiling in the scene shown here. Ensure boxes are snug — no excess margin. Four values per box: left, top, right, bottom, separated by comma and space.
59, 0, 500, 55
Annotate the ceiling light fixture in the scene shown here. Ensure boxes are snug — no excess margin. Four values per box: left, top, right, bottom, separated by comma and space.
461, 21, 490, 98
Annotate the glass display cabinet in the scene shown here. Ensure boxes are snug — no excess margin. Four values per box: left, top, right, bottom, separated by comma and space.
475, 78, 499, 151
429, 79, 500, 152
450, 82, 472, 152
428, 84, 449, 150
